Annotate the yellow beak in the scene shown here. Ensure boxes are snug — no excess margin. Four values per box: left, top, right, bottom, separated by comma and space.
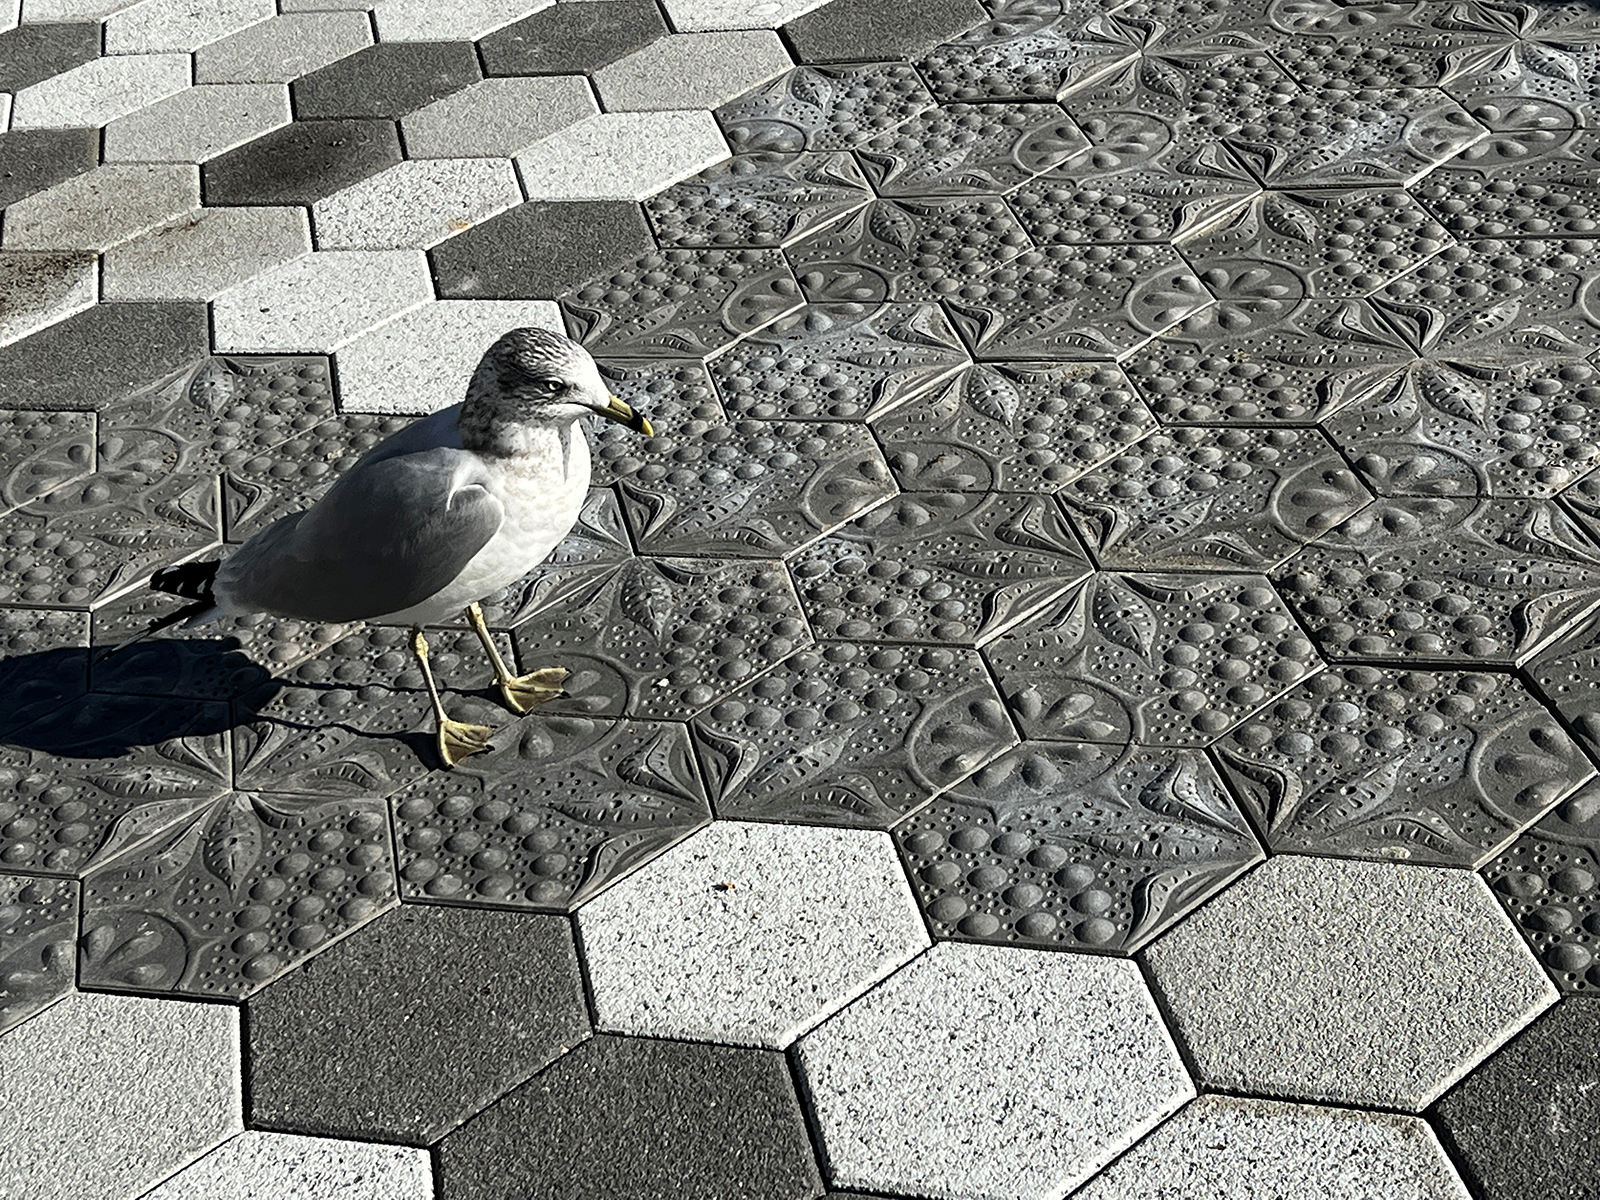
600, 395, 654, 437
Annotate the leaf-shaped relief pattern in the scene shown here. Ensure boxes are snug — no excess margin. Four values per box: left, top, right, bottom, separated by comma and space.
201, 794, 262, 893
1091, 574, 1159, 660
614, 727, 707, 808
618, 561, 676, 640
692, 725, 762, 806
868, 202, 919, 252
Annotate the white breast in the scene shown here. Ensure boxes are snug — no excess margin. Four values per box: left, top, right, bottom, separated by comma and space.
377, 426, 591, 626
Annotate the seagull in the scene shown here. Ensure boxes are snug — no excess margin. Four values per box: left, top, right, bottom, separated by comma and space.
130, 327, 653, 768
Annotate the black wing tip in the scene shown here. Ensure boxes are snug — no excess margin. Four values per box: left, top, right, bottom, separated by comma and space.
150, 559, 220, 603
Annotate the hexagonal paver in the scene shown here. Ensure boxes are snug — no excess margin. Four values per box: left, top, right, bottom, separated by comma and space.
691, 642, 1018, 828
578, 820, 928, 1047
331, 298, 563, 413
78, 791, 399, 998
1142, 855, 1558, 1110
246, 904, 589, 1144
1483, 780, 1600, 993
437, 1034, 821, 1200
796, 941, 1193, 1199
789, 491, 1092, 646
1059, 426, 1373, 573
1073, 1095, 1472, 1200
211, 249, 434, 353
983, 572, 1321, 747
140, 1131, 434, 1199
1432, 998, 1600, 1200
1215, 665, 1593, 868
896, 741, 1262, 952
515, 110, 731, 203
389, 716, 712, 911
1273, 497, 1600, 667
0, 990, 242, 1200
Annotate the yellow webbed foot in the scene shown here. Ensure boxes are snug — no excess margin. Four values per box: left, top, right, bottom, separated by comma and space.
437, 718, 494, 768
499, 666, 569, 715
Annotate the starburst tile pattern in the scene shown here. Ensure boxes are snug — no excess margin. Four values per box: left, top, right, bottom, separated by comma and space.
3, 0, 1600, 1195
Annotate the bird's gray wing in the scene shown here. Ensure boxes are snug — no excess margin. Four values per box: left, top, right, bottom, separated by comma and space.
217, 445, 502, 622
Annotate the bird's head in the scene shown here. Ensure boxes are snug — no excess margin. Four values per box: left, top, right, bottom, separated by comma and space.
469, 326, 653, 436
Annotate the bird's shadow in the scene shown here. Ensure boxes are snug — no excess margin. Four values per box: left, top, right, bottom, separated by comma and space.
0, 640, 283, 757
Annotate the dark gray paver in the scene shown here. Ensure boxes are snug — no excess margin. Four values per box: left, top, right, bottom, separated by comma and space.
291, 42, 482, 120
246, 903, 589, 1144
478, 0, 667, 77
0, 22, 102, 93
202, 119, 404, 207
430, 201, 655, 299
0, 302, 209, 411
0, 128, 101, 210
782, 0, 986, 63
436, 1034, 821, 1200
1433, 999, 1600, 1200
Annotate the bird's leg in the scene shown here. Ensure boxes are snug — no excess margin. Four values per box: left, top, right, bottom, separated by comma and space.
409, 626, 493, 768
464, 602, 568, 715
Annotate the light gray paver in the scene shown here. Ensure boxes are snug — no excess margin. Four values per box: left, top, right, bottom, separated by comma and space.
515, 110, 729, 201
103, 83, 291, 162
20, 0, 137, 19
139, 1131, 434, 1199
578, 821, 930, 1049
211, 249, 434, 353
103, 0, 274, 53
0, 991, 242, 1200
797, 942, 1193, 1200
102, 206, 312, 300
0, 251, 97, 347
592, 31, 792, 112
0, 93, 11, 132
371, 0, 551, 40
401, 76, 597, 159
276, 0, 371, 10
9, 53, 189, 129
1142, 855, 1558, 1111
1074, 1095, 1472, 1200
195, 11, 374, 82
1, 164, 199, 252
312, 157, 523, 250
661, 0, 830, 31
331, 297, 561, 412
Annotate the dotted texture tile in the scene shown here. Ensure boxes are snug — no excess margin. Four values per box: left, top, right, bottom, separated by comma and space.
897, 741, 1262, 952
984, 572, 1320, 747
78, 792, 398, 998
1432, 998, 1600, 1200
692, 642, 1018, 827
437, 1034, 821, 1200
645, 151, 871, 250
0, 990, 242, 1200
1274, 497, 1600, 666
246, 904, 589, 1144
1483, 782, 1600, 993
797, 942, 1193, 1199
0, 406, 94, 517
389, 716, 711, 911
0, 606, 88, 742
716, 61, 936, 154
708, 302, 967, 422
1073, 1095, 1472, 1200
578, 821, 928, 1047
1143, 854, 1558, 1110
1060, 426, 1372, 573
788, 490, 1093, 646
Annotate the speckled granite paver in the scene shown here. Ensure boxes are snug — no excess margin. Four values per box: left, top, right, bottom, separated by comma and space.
141, 1132, 434, 1199
3, 0, 1599, 1195
580, 820, 928, 1047
1143, 856, 1558, 1111
798, 942, 1193, 1198
0, 991, 241, 1200
1074, 1096, 1473, 1200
